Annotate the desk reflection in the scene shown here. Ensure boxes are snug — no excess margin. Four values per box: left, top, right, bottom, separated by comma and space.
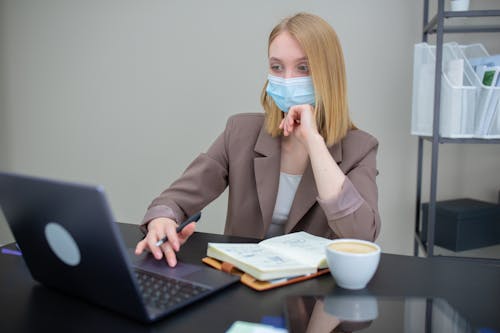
286, 294, 378, 333
285, 293, 476, 333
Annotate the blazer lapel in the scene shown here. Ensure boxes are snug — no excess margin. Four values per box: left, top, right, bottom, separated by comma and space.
253, 126, 281, 236
284, 141, 343, 233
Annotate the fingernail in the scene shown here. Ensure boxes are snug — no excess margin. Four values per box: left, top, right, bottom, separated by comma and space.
169, 259, 177, 267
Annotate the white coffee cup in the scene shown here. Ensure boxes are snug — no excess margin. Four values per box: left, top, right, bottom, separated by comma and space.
324, 295, 379, 322
325, 239, 381, 290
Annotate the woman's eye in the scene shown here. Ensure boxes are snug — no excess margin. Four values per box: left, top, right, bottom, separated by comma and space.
297, 64, 309, 73
270, 64, 283, 72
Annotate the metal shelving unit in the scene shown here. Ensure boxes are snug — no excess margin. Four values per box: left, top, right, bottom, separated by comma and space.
413, 0, 500, 261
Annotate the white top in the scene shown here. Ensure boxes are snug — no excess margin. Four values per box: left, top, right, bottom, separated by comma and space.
266, 172, 303, 238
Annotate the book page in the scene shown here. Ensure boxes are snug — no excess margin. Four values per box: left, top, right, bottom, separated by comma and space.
259, 232, 332, 269
207, 243, 316, 280
208, 243, 310, 270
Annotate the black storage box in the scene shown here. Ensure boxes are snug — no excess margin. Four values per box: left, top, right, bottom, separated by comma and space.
421, 198, 500, 252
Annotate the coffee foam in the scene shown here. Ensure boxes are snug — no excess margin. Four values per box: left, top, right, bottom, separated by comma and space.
329, 242, 377, 254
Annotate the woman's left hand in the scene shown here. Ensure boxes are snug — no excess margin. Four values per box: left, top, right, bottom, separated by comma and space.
279, 104, 318, 145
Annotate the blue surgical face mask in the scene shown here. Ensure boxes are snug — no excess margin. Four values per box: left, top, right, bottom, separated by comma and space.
265, 74, 315, 112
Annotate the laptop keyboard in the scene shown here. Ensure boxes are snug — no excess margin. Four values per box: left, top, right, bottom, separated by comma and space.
134, 269, 211, 311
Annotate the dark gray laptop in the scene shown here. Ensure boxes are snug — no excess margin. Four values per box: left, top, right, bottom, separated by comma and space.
0, 172, 239, 323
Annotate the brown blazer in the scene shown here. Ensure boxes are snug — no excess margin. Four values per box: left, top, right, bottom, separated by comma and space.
143, 113, 380, 241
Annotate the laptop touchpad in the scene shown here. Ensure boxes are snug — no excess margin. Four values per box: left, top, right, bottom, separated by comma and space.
128, 249, 201, 278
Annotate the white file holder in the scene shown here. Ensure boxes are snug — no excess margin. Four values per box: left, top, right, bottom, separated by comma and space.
411, 42, 477, 138
458, 44, 500, 139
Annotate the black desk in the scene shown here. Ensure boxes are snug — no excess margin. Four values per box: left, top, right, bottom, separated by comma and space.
1, 223, 499, 332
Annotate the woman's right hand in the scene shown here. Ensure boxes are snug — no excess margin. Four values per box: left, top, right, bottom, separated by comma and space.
134, 217, 196, 267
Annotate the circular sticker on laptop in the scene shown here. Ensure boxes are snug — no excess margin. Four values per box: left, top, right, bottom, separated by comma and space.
44, 222, 81, 266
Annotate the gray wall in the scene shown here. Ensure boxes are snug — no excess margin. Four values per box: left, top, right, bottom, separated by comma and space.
1, 0, 499, 252
0, 0, 12, 244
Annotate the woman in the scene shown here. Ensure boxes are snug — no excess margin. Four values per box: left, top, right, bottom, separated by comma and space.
135, 12, 380, 267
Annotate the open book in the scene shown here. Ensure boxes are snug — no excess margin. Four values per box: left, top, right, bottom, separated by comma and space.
206, 232, 332, 282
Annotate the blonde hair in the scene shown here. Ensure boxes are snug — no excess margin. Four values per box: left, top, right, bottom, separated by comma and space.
260, 12, 355, 146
